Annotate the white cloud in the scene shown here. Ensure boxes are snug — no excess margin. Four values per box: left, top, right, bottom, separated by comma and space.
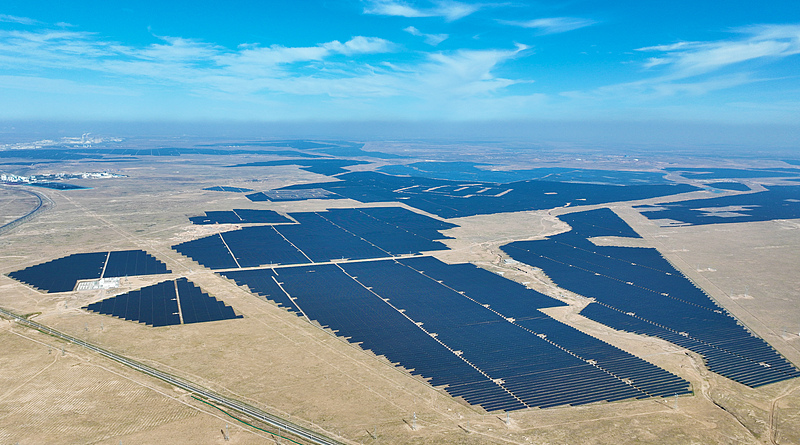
322, 36, 396, 55
0, 25, 528, 111
404, 26, 448, 45
566, 23, 800, 103
500, 17, 596, 34
0, 14, 39, 25
636, 24, 800, 78
364, 0, 483, 21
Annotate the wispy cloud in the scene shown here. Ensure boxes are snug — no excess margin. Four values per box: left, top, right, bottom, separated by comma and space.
565, 24, 800, 102
404, 26, 448, 45
0, 25, 526, 113
0, 14, 39, 25
500, 17, 596, 34
636, 24, 800, 78
363, 0, 483, 21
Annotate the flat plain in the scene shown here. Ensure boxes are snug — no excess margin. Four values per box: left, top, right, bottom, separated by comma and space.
0, 139, 798, 444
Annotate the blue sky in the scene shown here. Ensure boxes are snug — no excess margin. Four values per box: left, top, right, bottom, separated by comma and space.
1, 1, 799, 124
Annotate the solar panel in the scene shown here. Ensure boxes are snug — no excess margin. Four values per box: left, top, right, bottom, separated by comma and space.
502, 209, 800, 387
83, 278, 241, 327
7, 250, 171, 293
224, 257, 691, 411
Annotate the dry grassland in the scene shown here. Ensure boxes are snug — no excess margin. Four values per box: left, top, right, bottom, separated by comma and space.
0, 156, 798, 444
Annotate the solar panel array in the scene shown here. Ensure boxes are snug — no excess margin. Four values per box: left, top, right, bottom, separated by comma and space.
502, 208, 800, 387
636, 185, 800, 226
103, 250, 171, 278
7, 250, 170, 293
203, 186, 254, 193
83, 278, 242, 327
189, 209, 291, 225
256, 171, 699, 218
220, 256, 691, 411
172, 207, 453, 269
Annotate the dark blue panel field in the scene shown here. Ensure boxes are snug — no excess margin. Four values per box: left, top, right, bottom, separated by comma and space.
380, 162, 673, 185
396, 256, 565, 319
83, 278, 241, 327
706, 182, 751, 191
276, 213, 388, 261
664, 167, 800, 180
222, 256, 691, 411
637, 185, 800, 226
8, 252, 106, 293
103, 250, 171, 277
7, 250, 171, 293
218, 268, 301, 313
203, 186, 254, 193
189, 209, 291, 225
225, 159, 370, 175
84, 280, 180, 327
261, 171, 698, 218
172, 234, 239, 269
176, 277, 243, 324
221, 226, 311, 267
175, 207, 453, 270
502, 209, 800, 387
317, 208, 451, 255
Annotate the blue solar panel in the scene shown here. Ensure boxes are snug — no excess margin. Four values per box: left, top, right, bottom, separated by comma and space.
104, 250, 170, 278
189, 209, 291, 225
502, 209, 800, 387
218, 268, 301, 313
224, 257, 691, 411
172, 234, 240, 269
84, 278, 241, 327
7, 250, 171, 293
177, 277, 243, 324
84, 280, 178, 326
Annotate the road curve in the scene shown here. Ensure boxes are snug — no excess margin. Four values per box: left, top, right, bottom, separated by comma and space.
0, 186, 50, 235
0, 307, 344, 445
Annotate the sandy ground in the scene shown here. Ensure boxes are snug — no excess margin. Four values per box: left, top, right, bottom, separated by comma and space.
0, 154, 798, 444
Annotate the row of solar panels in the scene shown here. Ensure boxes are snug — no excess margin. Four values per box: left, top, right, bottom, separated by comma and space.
173, 207, 455, 270
221, 256, 692, 411
502, 209, 800, 387
83, 278, 241, 327
8, 250, 170, 293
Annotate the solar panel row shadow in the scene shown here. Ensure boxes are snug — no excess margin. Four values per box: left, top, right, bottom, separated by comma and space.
7, 250, 171, 293
510, 237, 722, 310
189, 209, 291, 225
501, 209, 800, 387
84, 278, 241, 327
516, 317, 691, 397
